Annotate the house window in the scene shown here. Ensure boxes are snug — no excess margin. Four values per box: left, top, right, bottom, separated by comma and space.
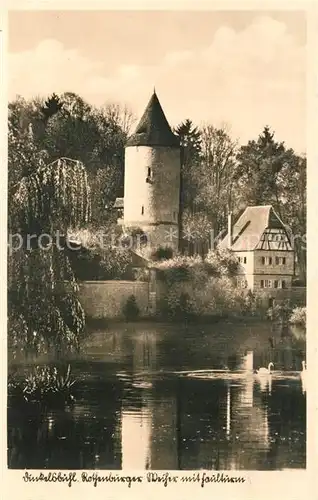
243, 256, 247, 264
263, 256, 273, 265
261, 279, 272, 288
276, 257, 287, 265
282, 280, 286, 289
173, 211, 176, 220
141, 205, 144, 215
274, 280, 278, 288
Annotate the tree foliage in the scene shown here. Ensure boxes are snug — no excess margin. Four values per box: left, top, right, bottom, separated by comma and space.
8, 154, 91, 359
8, 93, 132, 226
175, 121, 238, 252
175, 119, 201, 214
235, 126, 306, 280
196, 124, 238, 233
235, 126, 293, 206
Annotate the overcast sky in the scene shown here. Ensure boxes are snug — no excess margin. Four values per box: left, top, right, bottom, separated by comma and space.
9, 10, 306, 153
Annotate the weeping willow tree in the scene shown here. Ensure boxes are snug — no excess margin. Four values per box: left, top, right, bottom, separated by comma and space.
8, 157, 91, 359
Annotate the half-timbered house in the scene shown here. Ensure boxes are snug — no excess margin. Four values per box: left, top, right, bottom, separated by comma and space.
220, 205, 294, 297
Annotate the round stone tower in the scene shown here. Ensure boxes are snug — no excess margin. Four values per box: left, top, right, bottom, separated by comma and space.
123, 91, 181, 254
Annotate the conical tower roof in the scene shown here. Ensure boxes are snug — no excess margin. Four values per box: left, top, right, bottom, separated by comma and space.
126, 91, 180, 147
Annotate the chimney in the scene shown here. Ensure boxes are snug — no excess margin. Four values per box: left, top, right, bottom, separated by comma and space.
228, 212, 232, 248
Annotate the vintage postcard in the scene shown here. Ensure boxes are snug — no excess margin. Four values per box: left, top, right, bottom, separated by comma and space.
2, 1, 317, 499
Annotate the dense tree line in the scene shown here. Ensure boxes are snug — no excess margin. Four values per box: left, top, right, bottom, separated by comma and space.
175, 121, 306, 280
9, 93, 306, 283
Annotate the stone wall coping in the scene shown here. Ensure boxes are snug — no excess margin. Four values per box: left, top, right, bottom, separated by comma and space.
78, 280, 148, 285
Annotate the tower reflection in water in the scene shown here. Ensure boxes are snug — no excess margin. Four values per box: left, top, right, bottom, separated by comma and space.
120, 329, 179, 469
121, 405, 152, 469
120, 330, 155, 469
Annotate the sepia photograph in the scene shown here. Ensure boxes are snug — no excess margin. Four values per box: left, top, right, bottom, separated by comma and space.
7, 8, 307, 473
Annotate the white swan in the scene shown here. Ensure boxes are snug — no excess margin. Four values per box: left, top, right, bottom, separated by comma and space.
256, 362, 274, 375
255, 362, 273, 394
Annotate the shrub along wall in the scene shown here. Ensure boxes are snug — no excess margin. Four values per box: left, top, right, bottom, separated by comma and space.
152, 253, 248, 320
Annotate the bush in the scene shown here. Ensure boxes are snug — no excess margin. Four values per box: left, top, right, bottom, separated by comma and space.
154, 250, 247, 319
160, 275, 247, 320
267, 301, 292, 322
289, 306, 306, 327
155, 249, 239, 284
154, 255, 203, 283
69, 245, 133, 280
206, 248, 240, 277
151, 246, 174, 261
122, 295, 140, 321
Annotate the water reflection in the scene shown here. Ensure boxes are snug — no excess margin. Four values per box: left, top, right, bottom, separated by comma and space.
8, 321, 306, 470
121, 406, 152, 469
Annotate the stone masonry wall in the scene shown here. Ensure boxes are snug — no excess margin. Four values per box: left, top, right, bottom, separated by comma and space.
78, 281, 150, 319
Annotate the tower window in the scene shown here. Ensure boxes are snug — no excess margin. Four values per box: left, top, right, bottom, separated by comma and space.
146, 167, 153, 183
141, 205, 144, 215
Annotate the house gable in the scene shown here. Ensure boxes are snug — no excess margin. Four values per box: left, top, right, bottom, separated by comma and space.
220, 205, 293, 252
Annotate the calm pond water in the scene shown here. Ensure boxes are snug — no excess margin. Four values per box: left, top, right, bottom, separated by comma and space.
8, 321, 306, 470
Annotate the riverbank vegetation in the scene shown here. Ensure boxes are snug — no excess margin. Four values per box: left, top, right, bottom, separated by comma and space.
289, 306, 306, 328
266, 303, 306, 332
8, 364, 76, 411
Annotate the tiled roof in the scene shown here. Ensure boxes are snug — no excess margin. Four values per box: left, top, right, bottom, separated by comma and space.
219, 205, 287, 251
130, 249, 152, 267
126, 91, 180, 148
